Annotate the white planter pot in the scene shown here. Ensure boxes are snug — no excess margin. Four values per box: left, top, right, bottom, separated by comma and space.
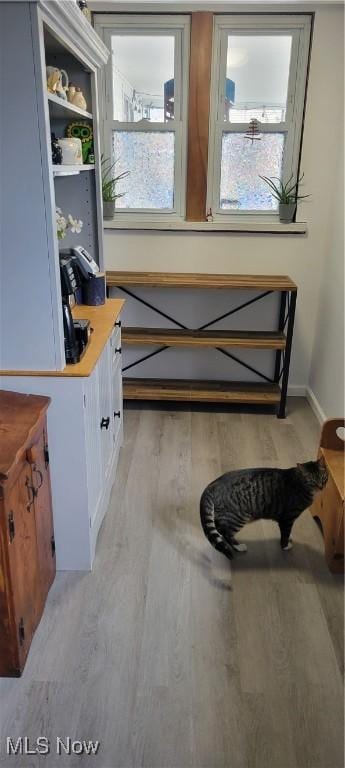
103, 201, 115, 220
279, 203, 296, 223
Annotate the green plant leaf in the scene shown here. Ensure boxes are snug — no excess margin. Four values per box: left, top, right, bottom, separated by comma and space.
259, 171, 310, 204
101, 154, 130, 202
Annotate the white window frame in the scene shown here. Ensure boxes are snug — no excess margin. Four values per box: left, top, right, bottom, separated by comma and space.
94, 14, 190, 222
207, 15, 312, 221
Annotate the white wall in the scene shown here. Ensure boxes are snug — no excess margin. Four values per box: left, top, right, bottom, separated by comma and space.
103, 5, 344, 411
309, 137, 344, 419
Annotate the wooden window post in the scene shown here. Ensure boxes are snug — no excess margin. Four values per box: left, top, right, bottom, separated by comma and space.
186, 12, 213, 221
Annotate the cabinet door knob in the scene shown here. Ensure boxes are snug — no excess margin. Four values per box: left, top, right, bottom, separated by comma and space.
114, 410, 121, 419
26, 445, 39, 463
100, 417, 110, 430
115, 347, 122, 354
115, 320, 121, 328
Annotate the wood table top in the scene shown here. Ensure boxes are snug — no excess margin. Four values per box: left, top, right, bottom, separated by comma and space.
107, 271, 297, 291
0, 299, 124, 379
0, 390, 50, 480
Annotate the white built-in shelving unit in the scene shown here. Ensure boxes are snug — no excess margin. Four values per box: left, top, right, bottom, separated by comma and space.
0, 0, 109, 372
0, 2, 125, 572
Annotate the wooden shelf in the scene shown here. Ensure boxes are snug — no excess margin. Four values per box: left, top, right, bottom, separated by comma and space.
123, 379, 281, 404
53, 164, 95, 176
122, 328, 286, 349
107, 271, 297, 292
47, 92, 93, 120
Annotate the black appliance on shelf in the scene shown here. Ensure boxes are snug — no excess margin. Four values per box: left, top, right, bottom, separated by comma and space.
59, 252, 91, 364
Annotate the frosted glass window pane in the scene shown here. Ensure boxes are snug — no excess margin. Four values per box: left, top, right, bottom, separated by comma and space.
220, 133, 285, 211
111, 35, 175, 123
113, 132, 175, 209
225, 35, 292, 123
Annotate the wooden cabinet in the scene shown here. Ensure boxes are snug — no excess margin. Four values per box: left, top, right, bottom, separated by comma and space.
310, 419, 344, 574
0, 391, 55, 677
107, 271, 297, 418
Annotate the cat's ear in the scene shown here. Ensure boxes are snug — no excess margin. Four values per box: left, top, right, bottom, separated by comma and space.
296, 462, 306, 474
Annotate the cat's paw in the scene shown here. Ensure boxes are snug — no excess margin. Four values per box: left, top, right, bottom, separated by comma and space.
232, 542, 247, 553
282, 540, 293, 551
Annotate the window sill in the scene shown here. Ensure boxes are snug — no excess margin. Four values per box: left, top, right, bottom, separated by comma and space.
103, 219, 308, 235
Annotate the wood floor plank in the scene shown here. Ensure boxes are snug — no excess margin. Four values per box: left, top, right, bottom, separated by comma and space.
0, 398, 342, 768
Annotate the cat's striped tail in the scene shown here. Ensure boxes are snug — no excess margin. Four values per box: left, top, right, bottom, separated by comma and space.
200, 489, 234, 560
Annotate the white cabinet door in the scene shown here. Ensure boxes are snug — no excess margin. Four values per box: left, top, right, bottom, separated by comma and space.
112, 354, 123, 445
110, 324, 122, 370
110, 322, 123, 445
98, 341, 113, 479
83, 365, 102, 527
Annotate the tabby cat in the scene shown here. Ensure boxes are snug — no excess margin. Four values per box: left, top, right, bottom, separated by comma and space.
200, 457, 328, 559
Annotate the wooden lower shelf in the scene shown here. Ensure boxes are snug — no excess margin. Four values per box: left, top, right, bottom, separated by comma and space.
123, 378, 281, 404
122, 328, 286, 349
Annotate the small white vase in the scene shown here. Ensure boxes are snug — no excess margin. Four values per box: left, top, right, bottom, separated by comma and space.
103, 201, 115, 219
279, 203, 296, 223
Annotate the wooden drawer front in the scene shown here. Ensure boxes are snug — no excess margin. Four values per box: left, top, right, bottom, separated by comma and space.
6, 463, 42, 672
0, 510, 17, 675
27, 423, 56, 603
311, 474, 344, 571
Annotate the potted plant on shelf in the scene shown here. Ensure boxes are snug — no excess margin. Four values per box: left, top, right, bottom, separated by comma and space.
101, 155, 129, 220
259, 172, 310, 223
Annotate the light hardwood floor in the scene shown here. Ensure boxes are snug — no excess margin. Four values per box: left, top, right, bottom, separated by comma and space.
0, 399, 343, 768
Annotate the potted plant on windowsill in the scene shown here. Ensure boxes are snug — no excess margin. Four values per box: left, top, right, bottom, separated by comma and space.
259, 172, 310, 223
101, 155, 129, 220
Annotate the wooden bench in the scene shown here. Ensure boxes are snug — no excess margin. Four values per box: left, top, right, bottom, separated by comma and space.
310, 419, 344, 574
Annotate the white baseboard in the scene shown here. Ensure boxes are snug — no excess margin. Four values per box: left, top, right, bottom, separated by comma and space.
306, 387, 326, 424
287, 385, 307, 397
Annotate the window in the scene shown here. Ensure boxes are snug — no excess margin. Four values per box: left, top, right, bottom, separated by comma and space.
207, 16, 311, 219
95, 15, 189, 220
96, 13, 311, 227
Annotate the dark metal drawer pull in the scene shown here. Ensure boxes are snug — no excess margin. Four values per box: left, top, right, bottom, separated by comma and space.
33, 466, 43, 490
25, 476, 37, 508
19, 618, 25, 646
8, 512, 15, 542
115, 347, 122, 354
114, 410, 121, 419
115, 320, 121, 328
100, 417, 110, 430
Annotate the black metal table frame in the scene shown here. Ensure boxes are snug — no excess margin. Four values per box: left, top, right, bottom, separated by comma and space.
108, 284, 297, 419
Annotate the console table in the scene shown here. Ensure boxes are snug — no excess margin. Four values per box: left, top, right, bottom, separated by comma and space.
106, 272, 297, 419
